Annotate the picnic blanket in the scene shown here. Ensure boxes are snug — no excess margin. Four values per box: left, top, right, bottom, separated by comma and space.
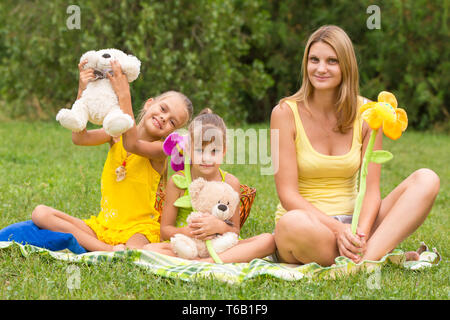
0, 240, 440, 284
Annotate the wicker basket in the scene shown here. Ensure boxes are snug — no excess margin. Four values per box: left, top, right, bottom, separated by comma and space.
155, 183, 256, 228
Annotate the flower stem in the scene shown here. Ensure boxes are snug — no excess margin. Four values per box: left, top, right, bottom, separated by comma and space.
351, 129, 378, 234
206, 240, 223, 264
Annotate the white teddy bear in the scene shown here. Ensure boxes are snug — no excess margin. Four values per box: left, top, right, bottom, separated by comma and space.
56, 48, 141, 137
171, 178, 240, 260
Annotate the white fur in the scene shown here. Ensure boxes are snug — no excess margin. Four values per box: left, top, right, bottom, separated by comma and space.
171, 234, 199, 260
211, 232, 239, 254
56, 48, 141, 136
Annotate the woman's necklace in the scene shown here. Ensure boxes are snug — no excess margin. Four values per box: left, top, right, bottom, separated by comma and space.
115, 152, 131, 182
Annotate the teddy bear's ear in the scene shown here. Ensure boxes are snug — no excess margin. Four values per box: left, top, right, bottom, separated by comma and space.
189, 178, 207, 201
120, 54, 141, 82
80, 50, 98, 70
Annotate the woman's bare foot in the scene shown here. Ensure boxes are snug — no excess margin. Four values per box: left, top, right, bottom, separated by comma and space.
142, 243, 158, 251
405, 250, 420, 261
112, 244, 126, 251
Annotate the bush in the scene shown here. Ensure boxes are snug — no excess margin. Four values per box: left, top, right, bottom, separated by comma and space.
248, 0, 449, 129
0, 0, 448, 129
0, 0, 273, 124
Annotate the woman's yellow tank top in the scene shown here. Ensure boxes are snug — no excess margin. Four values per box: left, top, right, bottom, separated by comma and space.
95, 136, 161, 230
274, 97, 366, 223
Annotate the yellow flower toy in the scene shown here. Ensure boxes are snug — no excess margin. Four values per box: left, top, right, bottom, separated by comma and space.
359, 91, 408, 140
351, 91, 408, 234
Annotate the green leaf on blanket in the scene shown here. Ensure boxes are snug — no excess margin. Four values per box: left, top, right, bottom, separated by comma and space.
172, 175, 189, 189
173, 195, 191, 208
370, 150, 393, 164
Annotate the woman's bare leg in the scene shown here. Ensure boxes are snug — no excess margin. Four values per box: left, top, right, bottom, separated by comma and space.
31, 204, 117, 252
362, 169, 440, 261
199, 233, 276, 263
274, 210, 340, 266
142, 234, 276, 263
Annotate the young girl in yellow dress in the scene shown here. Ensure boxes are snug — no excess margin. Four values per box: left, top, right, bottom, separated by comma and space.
141, 108, 276, 263
31, 59, 193, 252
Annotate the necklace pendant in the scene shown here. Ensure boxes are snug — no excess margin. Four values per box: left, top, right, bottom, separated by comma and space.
115, 160, 127, 182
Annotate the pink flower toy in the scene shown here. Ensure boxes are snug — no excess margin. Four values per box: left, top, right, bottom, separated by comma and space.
163, 132, 188, 172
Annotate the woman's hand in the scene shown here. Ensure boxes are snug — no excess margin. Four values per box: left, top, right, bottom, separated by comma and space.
78, 59, 95, 94
107, 60, 130, 101
335, 223, 366, 263
189, 215, 226, 241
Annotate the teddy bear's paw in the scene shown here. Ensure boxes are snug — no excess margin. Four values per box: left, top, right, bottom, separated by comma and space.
56, 109, 86, 132
103, 111, 134, 137
211, 232, 239, 254
195, 239, 210, 258
171, 234, 198, 260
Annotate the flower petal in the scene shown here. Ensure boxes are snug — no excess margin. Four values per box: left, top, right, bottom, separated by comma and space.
396, 108, 408, 131
359, 101, 377, 115
375, 102, 396, 122
362, 108, 383, 130
378, 91, 398, 109
163, 132, 181, 155
170, 152, 186, 171
383, 119, 403, 140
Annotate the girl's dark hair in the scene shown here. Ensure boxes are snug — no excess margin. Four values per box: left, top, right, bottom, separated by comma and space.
188, 108, 227, 148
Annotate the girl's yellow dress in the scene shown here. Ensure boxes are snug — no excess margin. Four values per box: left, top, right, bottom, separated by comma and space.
83, 137, 161, 245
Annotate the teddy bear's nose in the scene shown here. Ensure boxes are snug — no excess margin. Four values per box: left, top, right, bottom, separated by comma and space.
102, 53, 111, 58
218, 204, 228, 212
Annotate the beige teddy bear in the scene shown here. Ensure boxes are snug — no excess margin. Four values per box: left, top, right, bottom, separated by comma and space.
171, 177, 240, 260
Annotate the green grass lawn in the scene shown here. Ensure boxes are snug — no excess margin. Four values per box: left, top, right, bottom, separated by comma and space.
0, 121, 448, 299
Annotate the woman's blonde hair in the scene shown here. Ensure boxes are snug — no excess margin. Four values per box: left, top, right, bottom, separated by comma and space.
280, 25, 360, 133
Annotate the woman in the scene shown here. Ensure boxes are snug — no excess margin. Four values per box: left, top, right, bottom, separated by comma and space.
271, 25, 440, 266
